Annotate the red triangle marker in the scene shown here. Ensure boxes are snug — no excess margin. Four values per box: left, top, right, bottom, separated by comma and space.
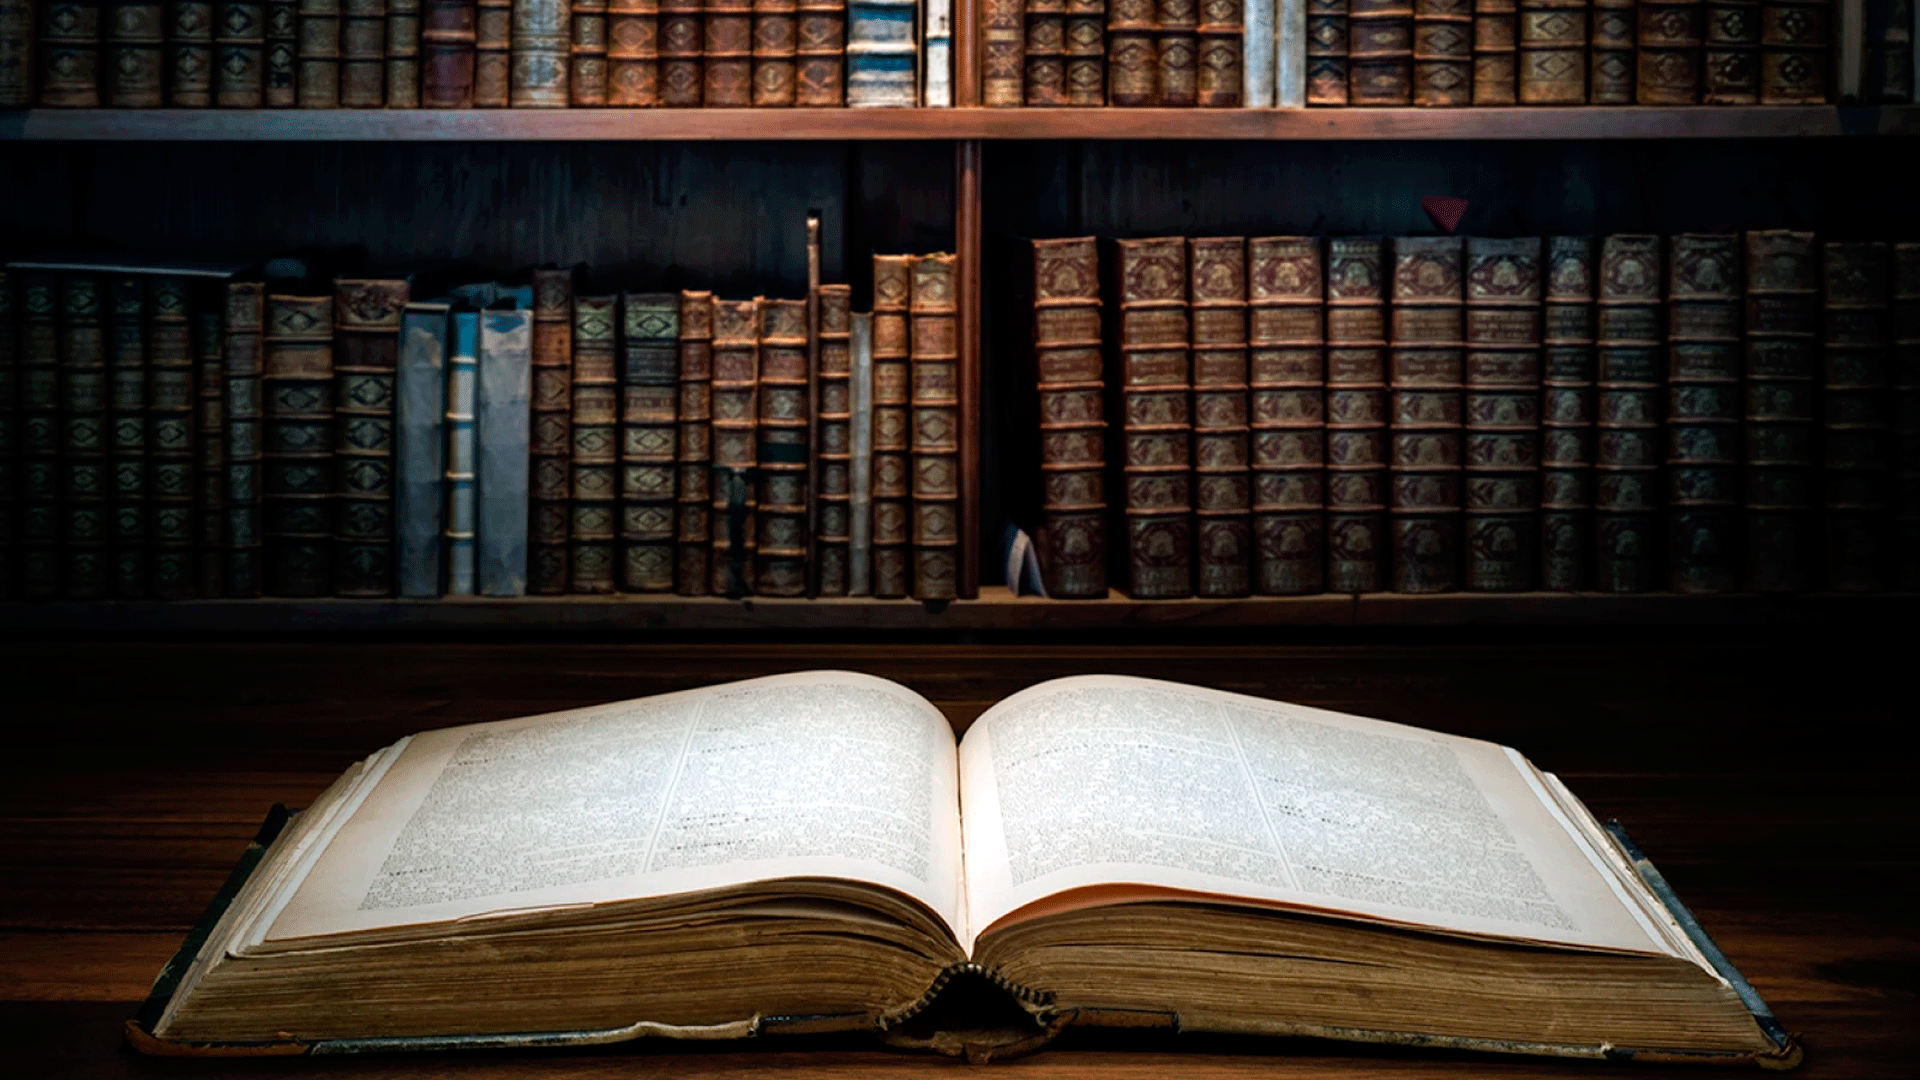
1421, 196, 1470, 234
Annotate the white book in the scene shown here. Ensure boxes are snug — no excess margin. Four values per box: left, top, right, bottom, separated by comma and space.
1840, 0, 1867, 101
1275, 0, 1306, 107
397, 299, 451, 599
476, 306, 532, 597
923, 0, 952, 106
1244, 0, 1277, 106
442, 310, 480, 596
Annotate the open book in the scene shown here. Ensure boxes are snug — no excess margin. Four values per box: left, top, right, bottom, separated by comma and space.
131, 673, 1799, 1068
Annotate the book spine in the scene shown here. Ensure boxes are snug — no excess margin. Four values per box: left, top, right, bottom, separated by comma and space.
266, 0, 296, 103
675, 289, 713, 593
388, 0, 421, 104
570, 0, 607, 104
1741, 229, 1818, 591
57, 276, 109, 599
848, 309, 874, 594
444, 310, 478, 594
569, 295, 617, 593
1590, 0, 1633, 101
1821, 241, 1893, 591
1388, 236, 1464, 594
17, 275, 58, 598
704, 0, 749, 102
223, 282, 265, 597
1156, 0, 1196, 103
1639, 0, 1702, 102
1665, 233, 1742, 593
1115, 236, 1191, 598
1471, 0, 1516, 102
1249, 237, 1327, 595
216, 0, 268, 105
298, 0, 342, 106
1758, 0, 1825, 101
1027, 0, 1068, 104
512, 0, 570, 103
475, 0, 510, 102
755, 297, 807, 595
39, 0, 101, 106
1107, 0, 1154, 102
528, 267, 573, 595
752, 0, 797, 104
845, 0, 914, 105
1593, 233, 1663, 593
923, 0, 951, 103
1062, 0, 1104, 104
331, 278, 405, 597
106, 277, 149, 598
1540, 235, 1595, 591
1194, 238, 1255, 596
1245, 0, 1274, 104
396, 302, 448, 598
423, 0, 477, 104
608, 0, 659, 104
869, 258, 911, 596
1196, 0, 1241, 103
1348, 0, 1412, 101
193, 304, 225, 596
1307, 0, 1349, 102
1893, 243, 1919, 589
1703, 0, 1759, 101
1324, 237, 1387, 591
1033, 237, 1108, 598
106, 0, 165, 106
147, 277, 197, 600
909, 255, 959, 601
816, 283, 852, 594
620, 292, 680, 592
340, 0, 386, 104
984, 0, 1022, 103
1412, 0, 1470, 105
262, 292, 333, 597
0, 0, 30, 106
476, 306, 530, 595
797, 0, 843, 102
1462, 237, 1543, 593
658, 0, 700, 104
1866, 0, 1913, 99
1517, 0, 1585, 102
170, 0, 217, 105
709, 297, 758, 596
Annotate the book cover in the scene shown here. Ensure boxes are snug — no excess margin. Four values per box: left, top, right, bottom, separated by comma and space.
1323, 236, 1388, 592
923, 0, 951, 102
756, 298, 809, 595
984, 0, 1023, 103
397, 298, 450, 598
659, 0, 701, 104
106, 0, 166, 106
870, 256, 911, 596
1740, 230, 1818, 592
1638, 0, 1702, 103
266, 0, 297, 104
215, 0, 268, 105
442, 309, 479, 595
846, 0, 914, 105
146, 277, 197, 600
1348, 0, 1412, 101
1517, 0, 1584, 103
569, 294, 617, 593
1307, 0, 1349, 103
709, 297, 759, 596
705, 0, 751, 103
817, 283, 854, 594
1114, 237, 1191, 599
39, 0, 102, 106
339, 0, 386, 105
1191, 237, 1254, 596
1865, 0, 1914, 100
1703, 0, 1761, 102
474, 0, 511, 102
422, 0, 478, 104
528, 267, 574, 595
223, 282, 266, 597
1590, 0, 1634, 102
388, 0, 422, 104
262, 292, 334, 598
296, 0, 343, 106
331, 278, 408, 598
1540, 234, 1594, 591
1388, 235, 1464, 594
607, 0, 660, 104
1027, 0, 1068, 104
1461, 238, 1542, 593
106, 277, 150, 597
752, 0, 799, 105
849, 310, 875, 595
1156, 0, 1198, 103
1248, 237, 1324, 596
169, 0, 217, 106
909, 255, 960, 602
0, 0, 30, 106
1107, 0, 1156, 102
476, 305, 531, 596
676, 290, 714, 595
1195, 0, 1242, 104
18, 274, 59, 598
1470, 0, 1516, 103
1411, 0, 1470, 105
1664, 234, 1741, 594
1033, 237, 1108, 599
570, 0, 609, 103
1820, 241, 1893, 592
1593, 234, 1663, 594
192, 304, 226, 597
621, 292, 681, 593
797, 0, 845, 103
511, 0, 571, 103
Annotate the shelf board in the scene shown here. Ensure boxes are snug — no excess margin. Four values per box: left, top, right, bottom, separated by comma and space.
4, 106, 1916, 141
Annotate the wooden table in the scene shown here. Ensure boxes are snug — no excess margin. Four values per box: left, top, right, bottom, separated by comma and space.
3, 639, 1914, 1079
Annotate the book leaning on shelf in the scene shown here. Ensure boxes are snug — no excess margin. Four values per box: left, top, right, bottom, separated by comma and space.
131, 671, 1799, 1068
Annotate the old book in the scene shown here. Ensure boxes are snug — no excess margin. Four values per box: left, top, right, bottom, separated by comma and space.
1065, 0, 1106, 106
1246, 238, 1324, 596
1702, 0, 1760, 101
1033, 237, 1108, 599
1194, 0, 1241, 103
266, 0, 297, 103
474, 0, 510, 102
1348, 0, 1413, 102
1517, 0, 1584, 103
223, 281, 266, 596
133, 672, 1801, 1071
169, 0, 217, 106
1106, 0, 1155, 102
817, 283, 853, 594
1638, 0, 1701, 102
1250, 0, 1282, 106
984, 0, 1022, 103
0, 0, 30, 106
923, 0, 951, 101
571, 0, 609, 102
676, 289, 713, 595
528, 268, 573, 596
1741, 229, 1816, 592
569, 294, 617, 594
1539, 235, 1594, 591
1462, 238, 1541, 593
215, 0, 268, 105
1190, 238, 1252, 597
296, 0, 343, 106
1589, 0, 1633, 101
511, 0, 570, 103
704, 0, 750, 103
1324, 236, 1388, 592
388, 0, 422, 104
17, 274, 59, 598
476, 303, 531, 596
620, 292, 680, 594
1593, 234, 1662, 594
1471, 0, 1517, 102
443, 308, 479, 595
1758, 0, 1827, 101
1412, 0, 1470, 105
39, 0, 102, 106
339, 0, 385, 104
262, 292, 333, 598
608, 0, 659, 104
871, 256, 911, 596
103, 278, 147, 596
146, 277, 197, 599
422, 0, 478, 104
1307, 0, 1350, 103
909, 255, 959, 601
62, 276, 107, 597
845, 0, 913, 105
193, 305, 225, 597
1155, 0, 1197, 103
330, 278, 407, 598
1893, 243, 1919, 589
396, 297, 449, 598
658, 0, 701, 104
709, 297, 758, 596
1865, 0, 1913, 99
1027, 0, 1068, 104
1664, 234, 1741, 594
849, 310, 875, 594
1114, 237, 1190, 599
751, 0, 797, 104
796, 0, 844, 103
1820, 242, 1892, 592
755, 298, 808, 595
105, 0, 165, 106
1388, 236, 1464, 594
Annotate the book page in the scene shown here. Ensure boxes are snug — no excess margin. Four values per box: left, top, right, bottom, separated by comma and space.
957, 675, 1672, 956
261, 671, 963, 944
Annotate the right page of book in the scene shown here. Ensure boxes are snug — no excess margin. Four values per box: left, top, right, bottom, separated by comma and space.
957, 675, 1674, 957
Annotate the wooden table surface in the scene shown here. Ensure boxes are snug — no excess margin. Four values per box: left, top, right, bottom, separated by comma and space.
2, 639, 1914, 1079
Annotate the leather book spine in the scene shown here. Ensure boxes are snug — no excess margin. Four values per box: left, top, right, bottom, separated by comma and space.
870, 257, 912, 597
106, 277, 149, 597
983, 0, 1023, 103
1540, 235, 1594, 590
1593, 233, 1663, 593
755, 298, 806, 595
443, 309, 478, 594
395, 299, 448, 597
704, 0, 749, 103
146, 278, 197, 600
512, 0, 571, 103
193, 305, 225, 597
222, 282, 264, 597
1308, 0, 1350, 103
1324, 236, 1388, 592
170, 0, 217, 105
330, 278, 405, 597
569, 295, 617, 593
1637, 0, 1702, 102
39, 0, 102, 106
1388, 235, 1464, 594
608, 0, 659, 103
658, 0, 701, 103
0, 0, 30, 106
751, 0, 796, 104
1062, 0, 1103, 104
1412, 0, 1470, 105
527, 267, 573, 595
17, 275, 59, 599
1517, 0, 1585, 102
1192, 237, 1252, 597
1866, 0, 1913, 100
1106, 0, 1156, 102
1249, 236, 1326, 596
845, 0, 914, 105
570, 0, 607, 102
1027, 0, 1068, 104
1820, 242, 1892, 592
1759, 0, 1825, 101
474, 0, 510, 102
58, 277, 108, 598
709, 297, 758, 596
816, 283, 852, 594
387, 0, 421, 104
475, 307, 531, 596
796, 0, 843, 103
1348, 0, 1412, 101
1742, 229, 1817, 591
1702, 0, 1759, 101
422, 0, 476, 103
1155, 0, 1197, 103
262, 292, 333, 598
924, 0, 951, 102
1463, 237, 1541, 593
339, 0, 385, 104
297, 0, 342, 105
216, 0, 267, 105
1665, 233, 1741, 593
266, 0, 296, 103
1472, 0, 1516, 102
106, 0, 165, 105
675, 289, 712, 594
1195, 0, 1241, 104
1589, 0, 1632, 100
909, 255, 959, 601
620, 292, 680, 593
1892, 243, 1919, 589
849, 311, 873, 593
1116, 236, 1191, 599
1033, 237, 1108, 599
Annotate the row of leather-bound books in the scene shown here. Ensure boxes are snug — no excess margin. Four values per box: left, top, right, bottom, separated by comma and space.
0, 0, 951, 107
0, 250, 964, 602
1027, 232, 1920, 600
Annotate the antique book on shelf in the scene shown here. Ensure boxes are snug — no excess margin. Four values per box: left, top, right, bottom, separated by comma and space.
528, 268, 573, 596
443, 308, 480, 595
1865, 0, 1913, 99
924, 0, 952, 102
796, 0, 845, 104
1820, 242, 1893, 592
296, 0, 343, 106
476, 302, 531, 596
106, 0, 165, 106
705, 0, 751, 104
1638, 0, 1702, 102
1540, 235, 1594, 591
132, 672, 1801, 1071
817, 283, 854, 595
1248, 236, 1324, 597
1388, 235, 1464, 594
1412, 0, 1471, 105
1063, 0, 1105, 105
224, 282, 266, 597
1324, 237, 1388, 593
39, 0, 102, 106
1664, 234, 1741, 594
423, 0, 479, 105
845, 0, 914, 104
569, 294, 618, 594
659, 0, 702, 104
193, 306, 225, 597
1156, 0, 1198, 104
388, 0, 423, 104
1896, 243, 1920, 589
709, 297, 759, 597
756, 298, 809, 595
18, 274, 57, 598
571, 0, 609, 103
676, 290, 714, 595
1758, 0, 1824, 101
1245, 0, 1277, 106
909, 255, 959, 602
849, 311, 875, 594
983, 0, 1022, 103
262, 292, 334, 598
106, 277, 149, 597
1348, 0, 1413, 102
169, 0, 217, 106
607, 0, 660, 104
1194, 0, 1242, 104
0, 0, 29, 106
1106, 0, 1154, 102
1032, 237, 1107, 599
474, 0, 511, 102
1307, 0, 1350, 103
1593, 234, 1663, 594
1471, 0, 1517, 103
215, 0, 269, 105
1114, 237, 1191, 599
1027, 0, 1068, 104
1517, 0, 1584, 103
870, 256, 911, 597
63, 275, 108, 598
1192, 237, 1252, 597
396, 297, 450, 598
1702, 0, 1760, 101
267, 0, 297, 105
1741, 229, 1816, 592
146, 277, 197, 600
621, 292, 681, 594
752, 0, 799, 105
1589, 0, 1633, 101
331, 278, 407, 598
512, 0, 571, 103
1462, 237, 1541, 593
339, 0, 386, 105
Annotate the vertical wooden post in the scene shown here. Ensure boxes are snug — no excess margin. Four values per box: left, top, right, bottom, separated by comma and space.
956, 139, 983, 598
955, 0, 981, 106
804, 212, 822, 596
